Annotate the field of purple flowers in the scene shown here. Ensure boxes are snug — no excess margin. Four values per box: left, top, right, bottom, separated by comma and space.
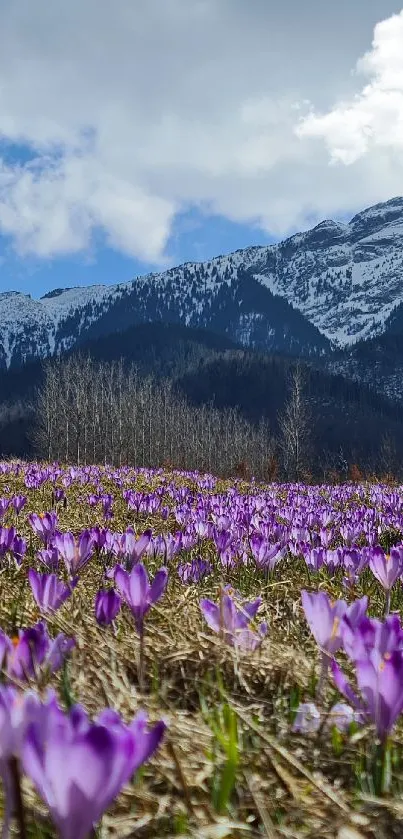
0, 461, 403, 838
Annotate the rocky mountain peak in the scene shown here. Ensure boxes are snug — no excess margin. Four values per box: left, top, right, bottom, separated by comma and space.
1, 196, 403, 367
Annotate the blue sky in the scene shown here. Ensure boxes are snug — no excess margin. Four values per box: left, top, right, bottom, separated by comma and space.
0, 205, 278, 299
0, 0, 401, 299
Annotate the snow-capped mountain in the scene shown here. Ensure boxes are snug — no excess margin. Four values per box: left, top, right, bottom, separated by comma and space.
1, 196, 403, 370
252, 196, 403, 346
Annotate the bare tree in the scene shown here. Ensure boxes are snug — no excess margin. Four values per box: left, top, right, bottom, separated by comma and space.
31, 360, 60, 461
33, 355, 276, 479
379, 432, 397, 479
278, 365, 313, 481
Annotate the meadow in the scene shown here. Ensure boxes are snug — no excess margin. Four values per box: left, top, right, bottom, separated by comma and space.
0, 461, 403, 838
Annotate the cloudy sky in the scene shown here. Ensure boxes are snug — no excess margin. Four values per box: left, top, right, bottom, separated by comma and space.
0, 0, 402, 296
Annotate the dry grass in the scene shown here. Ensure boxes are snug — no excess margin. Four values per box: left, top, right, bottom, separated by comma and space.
0, 467, 402, 838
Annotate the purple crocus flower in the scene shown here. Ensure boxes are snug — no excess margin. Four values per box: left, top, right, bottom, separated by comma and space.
95, 590, 121, 625
97, 706, 166, 774
335, 596, 369, 655
0, 685, 45, 835
28, 512, 58, 545
292, 702, 321, 734
343, 596, 369, 630
53, 488, 66, 504
53, 530, 95, 576
319, 527, 333, 548
123, 529, 152, 568
324, 548, 343, 574
12, 536, 26, 565
326, 702, 357, 733
194, 519, 209, 539
303, 547, 325, 572
149, 532, 179, 562
37, 547, 60, 571
331, 651, 403, 740
0, 622, 75, 682
0, 527, 16, 558
28, 569, 77, 614
178, 558, 212, 585
89, 526, 108, 551
369, 546, 402, 591
301, 590, 347, 656
342, 614, 403, 664
0, 685, 43, 761
301, 590, 367, 697
22, 699, 166, 839
11, 495, 27, 515
112, 529, 153, 569
114, 563, 168, 635
200, 590, 267, 651
0, 499, 10, 518
102, 494, 114, 520
250, 537, 285, 571
46, 634, 76, 674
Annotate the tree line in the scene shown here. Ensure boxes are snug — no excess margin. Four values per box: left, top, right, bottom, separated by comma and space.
33, 356, 276, 480
1, 351, 397, 483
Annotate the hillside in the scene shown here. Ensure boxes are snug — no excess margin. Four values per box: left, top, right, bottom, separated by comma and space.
1, 197, 403, 378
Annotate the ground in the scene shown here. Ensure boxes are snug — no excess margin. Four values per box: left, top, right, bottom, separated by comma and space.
0, 463, 402, 838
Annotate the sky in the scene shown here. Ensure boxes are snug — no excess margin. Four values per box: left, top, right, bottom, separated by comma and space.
0, 0, 402, 298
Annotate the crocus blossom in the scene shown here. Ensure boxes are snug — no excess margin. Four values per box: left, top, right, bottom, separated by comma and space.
53, 530, 95, 575
301, 590, 347, 656
0, 686, 42, 762
22, 698, 166, 839
114, 563, 168, 635
116, 529, 152, 569
369, 546, 403, 591
28, 569, 77, 614
301, 591, 367, 657
37, 547, 60, 571
292, 702, 321, 734
11, 495, 27, 515
95, 590, 121, 625
28, 512, 58, 545
0, 527, 16, 558
178, 558, 212, 584
200, 589, 267, 651
331, 651, 403, 740
0, 622, 75, 682
250, 536, 285, 571
326, 702, 357, 733
342, 614, 403, 664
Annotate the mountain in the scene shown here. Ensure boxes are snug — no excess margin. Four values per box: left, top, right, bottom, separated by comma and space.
323, 297, 403, 404
252, 197, 403, 346
327, 333, 403, 404
0, 268, 329, 369
1, 196, 403, 374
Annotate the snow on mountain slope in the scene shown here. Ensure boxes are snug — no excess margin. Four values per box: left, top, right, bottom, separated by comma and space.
252, 197, 403, 346
1, 196, 403, 367
0, 292, 55, 367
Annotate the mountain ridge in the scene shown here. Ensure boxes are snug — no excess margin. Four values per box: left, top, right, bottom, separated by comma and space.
1, 196, 403, 371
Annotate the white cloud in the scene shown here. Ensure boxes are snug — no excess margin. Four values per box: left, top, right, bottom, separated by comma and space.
0, 156, 175, 261
296, 9, 403, 164
0, 0, 402, 264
